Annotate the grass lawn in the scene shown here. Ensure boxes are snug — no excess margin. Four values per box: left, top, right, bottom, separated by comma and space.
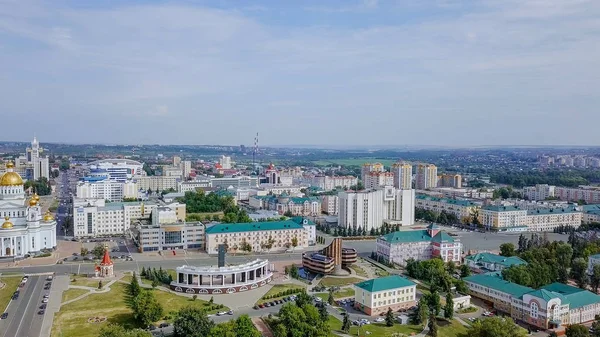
61, 288, 90, 303
375, 269, 390, 277
328, 316, 423, 336
70, 276, 103, 289
316, 288, 355, 301
349, 265, 368, 277
257, 284, 304, 305
320, 277, 363, 288
0, 277, 22, 312
186, 211, 224, 221
51, 282, 228, 337
416, 283, 431, 296
437, 318, 468, 337
140, 269, 177, 286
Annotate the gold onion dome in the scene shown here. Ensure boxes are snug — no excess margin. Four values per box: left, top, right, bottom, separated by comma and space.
43, 211, 54, 222
2, 216, 13, 229
33, 193, 40, 201
0, 161, 24, 186
29, 197, 38, 206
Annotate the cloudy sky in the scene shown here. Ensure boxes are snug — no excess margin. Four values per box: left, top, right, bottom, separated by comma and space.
1, 0, 599, 147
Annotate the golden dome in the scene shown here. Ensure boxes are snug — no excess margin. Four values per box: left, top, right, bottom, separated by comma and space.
33, 193, 40, 201
43, 211, 54, 222
2, 216, 13, 229
0, 161, 24, 186
29, 198, 38, 206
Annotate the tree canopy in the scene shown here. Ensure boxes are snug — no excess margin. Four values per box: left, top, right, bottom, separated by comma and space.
458, 317, 527, 337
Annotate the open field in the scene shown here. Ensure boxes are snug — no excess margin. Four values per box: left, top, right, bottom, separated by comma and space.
51, 281, 228, 337
328, 316, 423, 336
320, 277, 363, 288
0, 277, 22, 312
315, 288, 355, 301
61, 288, 90, 303
69, 276, 103, 289
312, 159, 396, 167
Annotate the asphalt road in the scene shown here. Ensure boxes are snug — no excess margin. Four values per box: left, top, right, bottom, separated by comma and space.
0, 276, 47, 337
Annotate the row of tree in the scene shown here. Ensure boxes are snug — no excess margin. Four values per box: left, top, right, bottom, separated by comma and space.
140, 266, 173, 285
267, 292, 331, 337
177, 190, 251, 224
415, 209, 461, 225
405, 258, 469, 294
24, 177, 52, 195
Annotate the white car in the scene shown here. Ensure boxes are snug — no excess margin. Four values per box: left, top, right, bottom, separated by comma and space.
216, 312, 227, 316
374, 317, 385, 323
42, 299, 48, 303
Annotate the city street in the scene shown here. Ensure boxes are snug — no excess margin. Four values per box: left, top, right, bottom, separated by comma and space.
0, 276, 49, 337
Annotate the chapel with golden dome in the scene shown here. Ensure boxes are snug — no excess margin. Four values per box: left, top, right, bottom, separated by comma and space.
0, 161, 56, 258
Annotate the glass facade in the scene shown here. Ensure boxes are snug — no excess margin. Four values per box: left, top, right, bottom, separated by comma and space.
164, 231, 182, 244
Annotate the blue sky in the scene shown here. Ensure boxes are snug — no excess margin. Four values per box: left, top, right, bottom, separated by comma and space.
1, 0, 599, 146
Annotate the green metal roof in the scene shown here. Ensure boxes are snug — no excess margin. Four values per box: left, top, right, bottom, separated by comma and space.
291, 217, 315, 226
465, 252, 527, 268
526, 208, 580, 215
416, 195, 477, 207
380, 229, 454, 244
582, 204, 600, 212
463, 274, 534, 298
527, 289, 567, 303
482, 205, 524, 212
205, 220, 304, 234
354, 275, 415, 293
540, 283, 600, 309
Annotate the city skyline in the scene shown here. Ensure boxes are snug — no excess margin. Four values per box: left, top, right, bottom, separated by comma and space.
1, 0, 599, 146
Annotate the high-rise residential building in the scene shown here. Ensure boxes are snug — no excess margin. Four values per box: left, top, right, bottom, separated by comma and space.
219, 155, 232, 170
391, 162, 412, 190
523, 184, 555, 201
25, 137, 50, 180
415, 164, 438, 190
310, 175, 358, 191
173, 156, 181, 167
136, 176, 178, 192
361, 163, 384, 183
73, 199, 158, 238
180, 160, 192, 178
438, 174, 462, 188
363, 172, 394, 189
76, 177, 138, 202
338, 187, 415, 231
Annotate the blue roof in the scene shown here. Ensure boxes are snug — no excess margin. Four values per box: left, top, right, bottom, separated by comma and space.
355, 275, 415, 292
463, 274, 534, 298
380, 229, 454, 244
527, 207, 579, 215
465, 252, 527, 268
205, 220, 304, 234
483, 205, 524, 212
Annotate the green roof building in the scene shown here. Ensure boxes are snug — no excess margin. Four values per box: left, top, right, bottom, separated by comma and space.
353, 276, 417, 316
465, 252, 527, 272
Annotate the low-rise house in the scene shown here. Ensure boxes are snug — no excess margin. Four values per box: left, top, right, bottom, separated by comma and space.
353, 275, 417, 316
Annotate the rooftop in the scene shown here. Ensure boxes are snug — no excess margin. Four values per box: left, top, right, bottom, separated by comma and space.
354, 275, 415, 293
483, 205, 524, 212
416, 195, 478, 207
380, 229, 455, 244
526, 207, 580, 215
205, 220, 304, 234
465, 252, 527, 268
463, 273, 534, 298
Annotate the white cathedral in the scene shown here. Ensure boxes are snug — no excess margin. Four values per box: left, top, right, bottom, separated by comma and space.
0, 161, 56, 258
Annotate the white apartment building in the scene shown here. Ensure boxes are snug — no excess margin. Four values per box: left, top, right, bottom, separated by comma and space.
361, 163, 385, 183
338, 187, 415, 231
376, 224, 462, 266
554, 186, 600, 204
353, 276, 417, 316
258, 184, 304, 196
151, 202, 186, 225
178, 180, 210, 192
136, 176, 178, 192
320, 195, 339, 215
391, 162, 412, 190
180, 161, 192, 178
219, 156, 232, 169
76, 179, 138, 202
482, 205, 582, 232
73, 199, 157, 238
310, 175, 358, 191
137, 222, 204, 252
163, 166, 183, 178
415, 195, 480, 221
415, 164, 438, 190
26, 137, 50, 180
211, 176, 259, 189
523, 184, 555, 201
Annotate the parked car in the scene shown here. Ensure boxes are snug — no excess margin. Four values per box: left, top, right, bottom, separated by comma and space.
374, 317, 385, 323
216, 311, 228, 316
42, 299, 48, 303
40, 304, 47, 309
159, 323, 169, 328
1, 313, 7, 319
38, 310, 45, 315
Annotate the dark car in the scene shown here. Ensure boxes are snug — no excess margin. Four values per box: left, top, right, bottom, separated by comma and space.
253, 305, 259, 310
1, 313, 7, 319
147, 325, 156, 331
38, 310, 45, 315
40, 304, 47, 309
159, 323, 169, 328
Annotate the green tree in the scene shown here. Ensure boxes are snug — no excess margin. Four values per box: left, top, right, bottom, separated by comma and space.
291, 236, 298, 248
499, 243, 516, 257
591, 265, 600, 293
565, 324, 590, 337
92, 243, 106, 260
233, 315, 261, 337
385, 307, 394, 327
413, 297, 428, 325
209, 322, 236, 337
342, 314, 351, 332
460, 264, 471, 278
428, 314, 438, 337
327, 290, 335, 305
294, 291, 312, 308
209, 296, 214, 304
131, 291, 163, 326
151, 279, 158, 289
98, 324, 152, 337
289, 265, 299, 279
124, 272, 142, 308
318, 304, 328, 322
444, 293, 454, 319
174, 306, 215, 337
571, 257, 589, 289
427, 291, 441, 316
458, 317, 527, 337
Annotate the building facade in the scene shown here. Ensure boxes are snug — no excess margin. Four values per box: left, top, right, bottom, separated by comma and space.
361, 163, 385, 184
73, 199, 157, 238
320, 195, 339, 215
0, 163, 56, 258
415, 195, 479, 221
204, 220, 309, 254
464, 273, 600, 329
136, 176, 178, 192
87, 159, 144, 182
438, 174, 462, 188
302, 237, 357, 274
26, 137, 50, 180
465, 252, 527, 273
554, 186, 600, 204
137, 222, 204, 252
338, 187, 415, 231
353, 275, 417, 316
391, 162, 412, 190
482, 205, 581, 232
363, 172, 394, 190
523, 184, 555, 201
310, 176, 358, 191
376, 224, 462, 266
211, 176, 259, 189
415, 164, 438, 190
76, 178, 138, 202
